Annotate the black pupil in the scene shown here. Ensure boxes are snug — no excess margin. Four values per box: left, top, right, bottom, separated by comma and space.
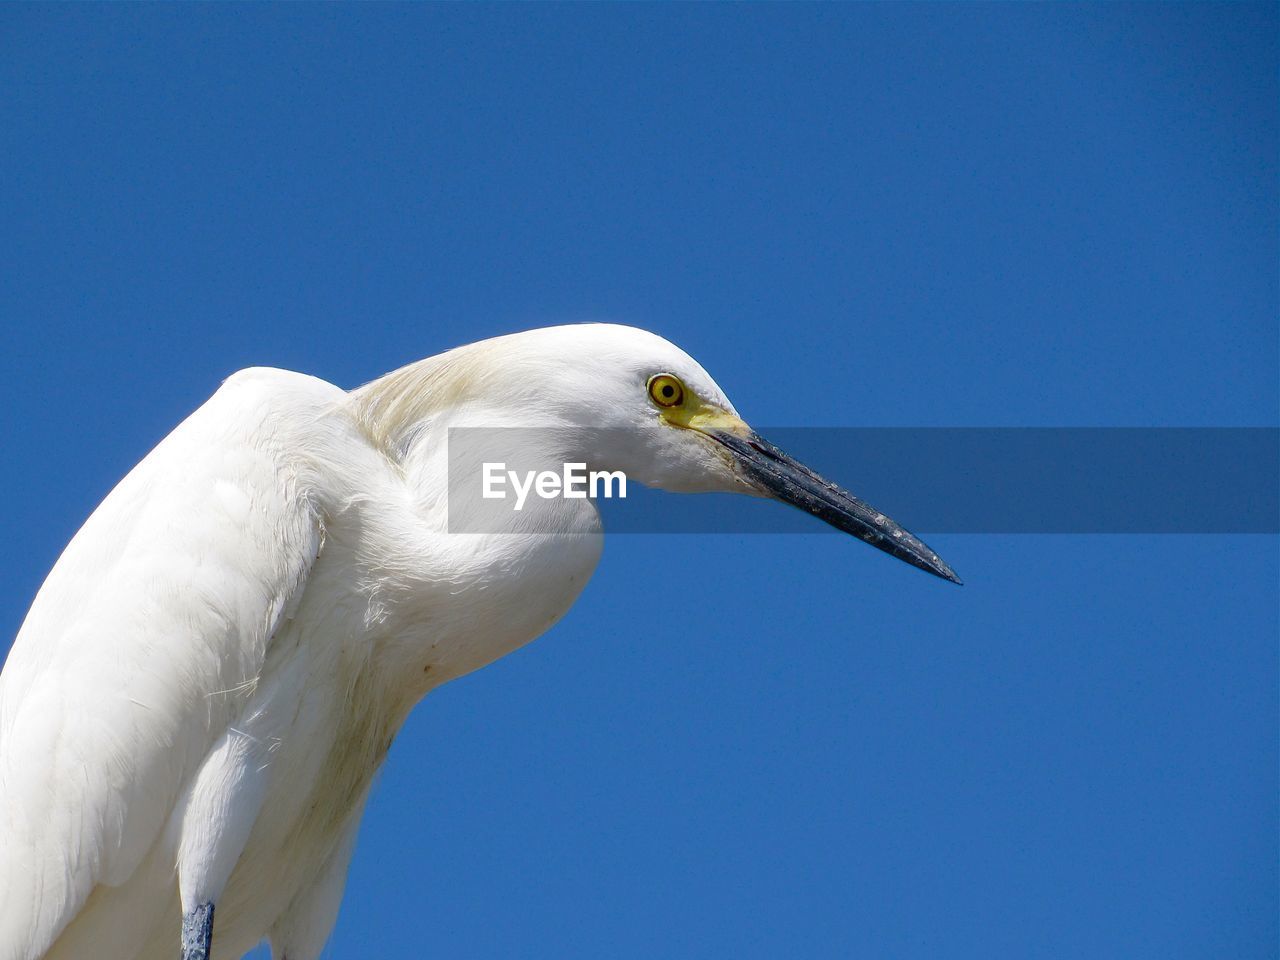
661, 385, 674, 398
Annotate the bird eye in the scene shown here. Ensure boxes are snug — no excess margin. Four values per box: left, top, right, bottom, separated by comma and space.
647, 373, 685, 408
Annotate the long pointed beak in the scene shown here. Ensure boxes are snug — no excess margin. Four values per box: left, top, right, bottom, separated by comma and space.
708, 429, 962, 585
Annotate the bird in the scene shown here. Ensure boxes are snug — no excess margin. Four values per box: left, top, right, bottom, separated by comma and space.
0, 323, 959, 960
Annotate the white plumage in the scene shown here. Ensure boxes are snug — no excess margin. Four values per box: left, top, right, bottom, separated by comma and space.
0, 324, 957, 960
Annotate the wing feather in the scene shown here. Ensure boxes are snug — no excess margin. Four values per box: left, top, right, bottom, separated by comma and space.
0, 369, 336, 960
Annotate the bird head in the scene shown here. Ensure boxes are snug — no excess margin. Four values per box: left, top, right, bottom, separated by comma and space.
357, 323, 960, 584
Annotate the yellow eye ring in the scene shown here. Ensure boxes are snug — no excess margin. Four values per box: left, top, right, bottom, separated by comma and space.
647, 373, 685, 408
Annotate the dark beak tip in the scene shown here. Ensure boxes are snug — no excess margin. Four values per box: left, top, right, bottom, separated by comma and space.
912, 552, 963, 585
939, 565, 964, 586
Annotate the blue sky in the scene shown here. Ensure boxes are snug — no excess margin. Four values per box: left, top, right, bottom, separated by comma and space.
1, 4, 1276, 958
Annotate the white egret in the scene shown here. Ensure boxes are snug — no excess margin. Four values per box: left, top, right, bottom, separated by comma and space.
0, 324, 958, 960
